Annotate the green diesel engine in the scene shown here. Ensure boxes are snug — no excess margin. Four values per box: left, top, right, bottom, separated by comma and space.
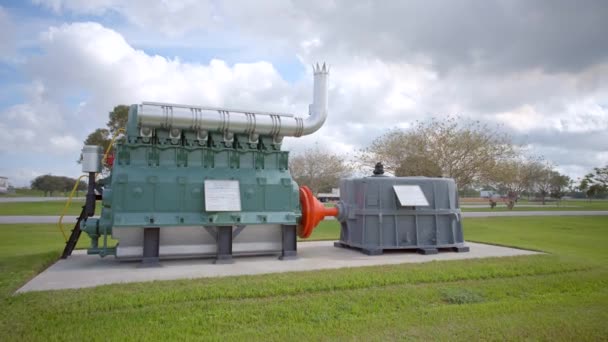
78, 64, 332, 264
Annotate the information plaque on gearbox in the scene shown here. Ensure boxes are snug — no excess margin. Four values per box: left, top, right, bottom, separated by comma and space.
204, 180, 242, 211
393, 185, 430, 207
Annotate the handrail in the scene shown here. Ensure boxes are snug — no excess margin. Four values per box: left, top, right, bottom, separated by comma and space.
57, 174, 87, 242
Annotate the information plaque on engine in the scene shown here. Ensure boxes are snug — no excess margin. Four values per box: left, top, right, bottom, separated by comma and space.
393, 185, 430, 207
204, 180, 242, 212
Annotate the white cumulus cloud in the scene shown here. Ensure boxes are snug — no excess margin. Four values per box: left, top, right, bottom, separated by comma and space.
33, 0, 218, 36
3, 1, 608, 183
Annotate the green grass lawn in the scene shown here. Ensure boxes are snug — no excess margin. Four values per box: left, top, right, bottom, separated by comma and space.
305, 220, 341, 240
0, 189, 48, 197
0, 188, 85, 197
2, 199, 606, 216
0, 216, 607, 340
0, 200, 101, 216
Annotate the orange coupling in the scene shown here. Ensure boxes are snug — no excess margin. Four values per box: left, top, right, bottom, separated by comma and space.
297, 186, 340, 238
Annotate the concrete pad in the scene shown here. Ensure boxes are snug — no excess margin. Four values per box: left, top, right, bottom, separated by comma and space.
17, 241, 541, 293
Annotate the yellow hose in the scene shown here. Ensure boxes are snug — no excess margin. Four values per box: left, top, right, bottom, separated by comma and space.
96, 128, 126, 181
57, 128, 125, 241
101, 128, 126, 166
57, 174, 87, 242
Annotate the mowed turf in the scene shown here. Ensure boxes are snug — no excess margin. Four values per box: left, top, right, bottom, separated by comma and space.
3, 199, 606, 216
0, 189, 48, 197
0, 216, 607, 340
0, 200, 93, 216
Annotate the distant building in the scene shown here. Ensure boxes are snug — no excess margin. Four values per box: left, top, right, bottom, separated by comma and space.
480, 190, 497, 198
0, 177, 8, 194
317, 188, 340, 202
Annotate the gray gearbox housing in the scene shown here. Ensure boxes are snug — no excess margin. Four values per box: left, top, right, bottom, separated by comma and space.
335, 176, 469, 255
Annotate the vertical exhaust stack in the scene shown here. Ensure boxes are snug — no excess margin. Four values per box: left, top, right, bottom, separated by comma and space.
302, 63, 329, 136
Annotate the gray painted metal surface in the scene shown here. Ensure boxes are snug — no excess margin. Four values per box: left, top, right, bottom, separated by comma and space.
81, 145, 103, 173
113, 224, 283, 260
336, 176, 467, 254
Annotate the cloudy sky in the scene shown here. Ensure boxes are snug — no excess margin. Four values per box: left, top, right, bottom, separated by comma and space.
0, 0, 607, 186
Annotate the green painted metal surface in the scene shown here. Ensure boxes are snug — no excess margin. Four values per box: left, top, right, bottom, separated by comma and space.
83, 105, 301, 255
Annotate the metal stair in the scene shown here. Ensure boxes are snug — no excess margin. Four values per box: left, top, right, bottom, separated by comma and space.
60, 205, 87, 259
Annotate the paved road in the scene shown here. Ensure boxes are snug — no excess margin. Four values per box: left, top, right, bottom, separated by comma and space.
463, 211, 608, 217
0, 197, 83, 203
461, 204, 579, 209
2, 211, 608, 224
0, 216, 79, 224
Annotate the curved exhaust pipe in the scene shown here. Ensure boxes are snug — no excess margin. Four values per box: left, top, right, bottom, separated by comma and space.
302, 62, 329, 135
136, 63, 329, 140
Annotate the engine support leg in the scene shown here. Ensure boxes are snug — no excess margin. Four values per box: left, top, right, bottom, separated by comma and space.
279, 224, 298, 260
214, 226, 234, 264
140, 227, 160, 267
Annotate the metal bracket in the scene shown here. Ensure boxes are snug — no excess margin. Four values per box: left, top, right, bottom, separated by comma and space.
233, 225, 246, 239
203, 226, 217, 241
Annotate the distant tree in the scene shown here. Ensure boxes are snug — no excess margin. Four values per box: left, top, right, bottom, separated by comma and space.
32, 175, 57, 197
579, 178, 590, 201
587, 184, 607, 199
84, 128, 111, 153
394, 154, 442, 177
31, 175, 87, 197
58, 176, 71, 194
81, 105, 129, 171
514, 160, 554, 204
107, 105, 129, 135
584, 165, 608, 187
567, 179, 576, 195
519, 159, 547, 201
549, 171, 570, 205
82, 105, 129, 155
581, 165, 608, 200
30, 177, 46, 196
361, 117, 516, 189
361, 129, 412, 174
58, 176, 87, 196
289, 146, 353, 195
534, 167, 553, 205
488, 159, 528, 200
